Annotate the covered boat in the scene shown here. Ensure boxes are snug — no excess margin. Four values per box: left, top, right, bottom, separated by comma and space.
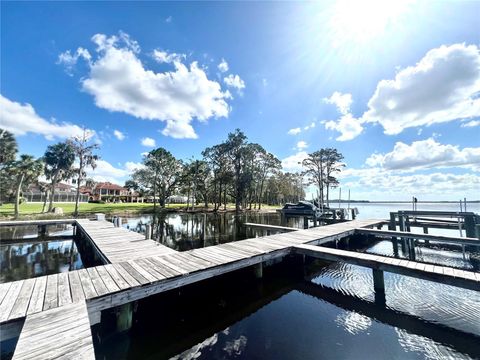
281, 201, 322, 218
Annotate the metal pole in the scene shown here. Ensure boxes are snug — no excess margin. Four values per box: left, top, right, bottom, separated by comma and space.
464, 197, 467, 212
347, 190, 350, 219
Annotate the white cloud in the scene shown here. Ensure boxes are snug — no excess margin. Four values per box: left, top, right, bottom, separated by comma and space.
57, 47, 91, 75
152, 49, 185, 64
218, 59, 229, 73
461, 120, 480, 128
323, 44, 480, 141
325, 114, 363, 141
296, 141, 308, 150
124, 161, 145, 172
141, 137, 156, 147
88, 159, 143, 184
287, 127, 301, 135
281, 151, 308, 173
342, 171, 480, 199
61, 32, 231, 139
304, 122, 316, 130
224, 74, 246, 93
365, 138, 480, 172
165, 16, 172, 23
323, 92, 363, 141
113, 129, 125, 140
161, 120, 198, 139
324, 91, 353, 115
0, 94, 89, 140
262, 78, 268, 87
364, 43, 480, 134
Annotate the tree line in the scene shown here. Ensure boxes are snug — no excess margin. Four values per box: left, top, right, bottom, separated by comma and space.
0, 127, 345, 218
0, 128, 98, 218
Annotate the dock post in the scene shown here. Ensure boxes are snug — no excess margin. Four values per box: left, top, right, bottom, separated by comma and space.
116, 303, 133, 332
464, 215, 476, 238
388, 213, 396, 231
372, 269, 386, 306
351, 209, 356, 220
145, 224, 152, 240
313, 218, 317, 227
303, 217, 309, 230
39, 225, 47, 237
423, 227, 430, 245
254, 262, 263, 279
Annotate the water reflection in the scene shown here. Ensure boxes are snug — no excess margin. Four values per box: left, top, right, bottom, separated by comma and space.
117, 212, 308, 251
93, 253, 480, 360
0, 239, 83, 282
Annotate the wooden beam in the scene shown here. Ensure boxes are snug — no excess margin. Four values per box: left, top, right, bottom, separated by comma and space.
292, 243, 479, 292
355, 228, 480, 246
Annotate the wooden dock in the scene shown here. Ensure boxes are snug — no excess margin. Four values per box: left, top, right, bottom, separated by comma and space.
75, 219, 176, 263
11, 301, 95, 360
1, 217, 479, 359
293, 244, 480, 292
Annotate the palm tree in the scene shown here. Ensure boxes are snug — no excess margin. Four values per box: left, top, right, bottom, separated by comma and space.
36, 181, 50, 213
0, 129, 17, 165
12, 155, 44, 218
44, 142, 75, 212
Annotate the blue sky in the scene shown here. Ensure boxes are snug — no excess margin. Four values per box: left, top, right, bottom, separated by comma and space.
1, 1, 479, 200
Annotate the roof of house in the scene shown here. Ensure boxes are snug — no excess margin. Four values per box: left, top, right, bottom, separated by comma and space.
94, 182, 127, 191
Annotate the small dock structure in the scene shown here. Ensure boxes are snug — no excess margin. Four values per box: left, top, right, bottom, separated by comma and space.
0, 216, 479, 359
75, 219, 176, 263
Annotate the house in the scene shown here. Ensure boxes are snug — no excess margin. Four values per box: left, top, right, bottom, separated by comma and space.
23, 182, 89, 203
85, 182, 143, 203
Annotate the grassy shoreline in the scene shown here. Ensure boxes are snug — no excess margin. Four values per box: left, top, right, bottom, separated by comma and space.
0, 202, 279, 220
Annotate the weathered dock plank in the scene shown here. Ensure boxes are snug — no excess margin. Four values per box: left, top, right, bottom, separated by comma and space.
12, 301, 94, 360
75, 219, 176, 264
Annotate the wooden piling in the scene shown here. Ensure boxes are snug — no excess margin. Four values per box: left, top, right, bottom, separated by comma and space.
254, 262, 263, 278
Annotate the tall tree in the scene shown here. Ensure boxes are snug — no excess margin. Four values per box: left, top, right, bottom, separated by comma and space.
11, 155, 43, 218
44, 142, 75, 212
0, 129, 18, 203
302, 148, 344, 208
224, 129, 249, 214
140, 148, 183, 209
323, 148, 344, 207
69, 130, 99, 217
302, 150, 328, 209
255, 149, 281, 210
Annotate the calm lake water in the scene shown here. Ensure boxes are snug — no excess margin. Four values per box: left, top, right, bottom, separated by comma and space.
93, 234, 480, 359
115, 202, 480, 251
0, 224, 85, 282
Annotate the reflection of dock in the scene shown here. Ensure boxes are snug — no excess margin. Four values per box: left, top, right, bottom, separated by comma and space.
293, 243, 479, 292
0, 217, 479, 359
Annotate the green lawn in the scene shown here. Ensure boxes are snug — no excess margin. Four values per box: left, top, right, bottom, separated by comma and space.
0, 202, 279, 219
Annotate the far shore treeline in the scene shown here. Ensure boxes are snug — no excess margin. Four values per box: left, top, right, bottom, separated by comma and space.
0, 128, 345, 218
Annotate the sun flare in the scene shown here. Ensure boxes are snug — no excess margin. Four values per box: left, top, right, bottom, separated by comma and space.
329, 0, 413, 45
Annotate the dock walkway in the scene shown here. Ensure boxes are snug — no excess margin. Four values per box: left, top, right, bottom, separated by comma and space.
1, 218, 479, 359
75, 219, 176, 263
11, 301, 95, 360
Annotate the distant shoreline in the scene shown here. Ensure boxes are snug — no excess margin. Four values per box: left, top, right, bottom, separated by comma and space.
329, 200, 480, 204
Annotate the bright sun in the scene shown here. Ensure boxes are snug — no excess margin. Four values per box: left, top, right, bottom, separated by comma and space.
329, 0, 413, 45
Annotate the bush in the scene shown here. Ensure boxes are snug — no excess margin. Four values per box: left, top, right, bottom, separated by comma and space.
88, 200, 105, 204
